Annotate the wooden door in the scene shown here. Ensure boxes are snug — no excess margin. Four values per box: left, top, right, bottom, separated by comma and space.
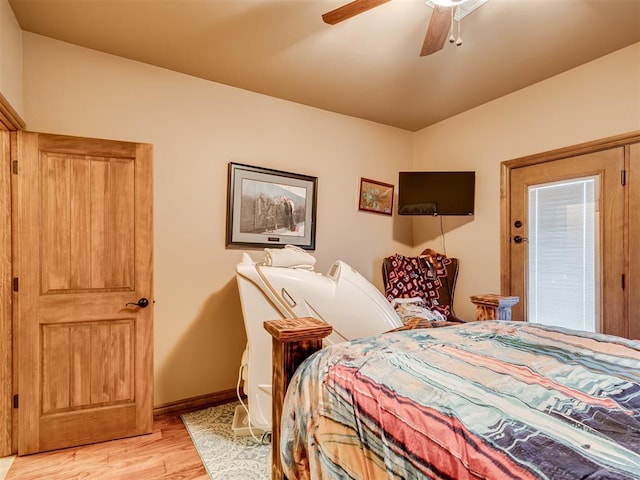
509, 148, 625, 336
14, 132, 153, 454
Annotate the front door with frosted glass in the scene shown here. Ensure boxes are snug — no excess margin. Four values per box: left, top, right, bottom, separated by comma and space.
509, 148, 625, 337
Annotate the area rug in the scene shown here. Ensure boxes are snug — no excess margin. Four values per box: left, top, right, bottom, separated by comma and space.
181, 401, 270, 480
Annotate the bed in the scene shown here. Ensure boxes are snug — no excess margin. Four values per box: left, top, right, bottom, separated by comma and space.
265, 319, 640, 480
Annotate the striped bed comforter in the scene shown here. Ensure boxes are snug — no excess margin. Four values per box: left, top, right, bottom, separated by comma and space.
280, 321, 640, 479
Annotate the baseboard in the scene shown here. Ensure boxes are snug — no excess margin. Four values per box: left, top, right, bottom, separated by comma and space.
153, 389, 238, 417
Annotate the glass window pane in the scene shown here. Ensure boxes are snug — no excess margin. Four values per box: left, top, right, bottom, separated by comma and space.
527, 177, 598, 331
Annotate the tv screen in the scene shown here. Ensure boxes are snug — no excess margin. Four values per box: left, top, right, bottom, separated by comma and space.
398, 171, 475, 216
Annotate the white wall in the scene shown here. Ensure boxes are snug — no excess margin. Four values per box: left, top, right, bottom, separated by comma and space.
21, 32, 414, 405
0, 0, 22, 117
413, 42, 640, 321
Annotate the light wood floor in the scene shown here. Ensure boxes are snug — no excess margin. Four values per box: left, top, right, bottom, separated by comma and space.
4, 411, 208, 480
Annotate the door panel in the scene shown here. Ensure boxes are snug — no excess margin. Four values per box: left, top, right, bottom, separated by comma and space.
40, 320, 134, 414
40, 153, 135, 292
509, 148, 624, 336
16, 132, 153, 454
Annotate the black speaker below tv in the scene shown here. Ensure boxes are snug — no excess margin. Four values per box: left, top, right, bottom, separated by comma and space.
398, 171, 475, 216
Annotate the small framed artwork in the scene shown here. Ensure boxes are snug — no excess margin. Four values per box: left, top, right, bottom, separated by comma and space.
226, 162, 318, 250
358, 178, 394, 216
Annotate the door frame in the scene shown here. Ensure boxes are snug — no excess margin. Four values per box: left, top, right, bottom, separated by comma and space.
500, 130, 640, 325
0, 92, 25, 457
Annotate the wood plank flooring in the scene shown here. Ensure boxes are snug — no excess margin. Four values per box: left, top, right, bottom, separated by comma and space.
4, 411, 208, 480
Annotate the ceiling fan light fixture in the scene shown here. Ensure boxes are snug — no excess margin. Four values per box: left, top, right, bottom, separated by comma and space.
430, 0, 472, 7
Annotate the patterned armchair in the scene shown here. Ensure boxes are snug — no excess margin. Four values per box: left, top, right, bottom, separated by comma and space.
382, 249, 465, 324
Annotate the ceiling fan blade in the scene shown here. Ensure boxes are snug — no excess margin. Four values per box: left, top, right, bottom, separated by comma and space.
322, 0, 391, 25
420, 6, 454, 57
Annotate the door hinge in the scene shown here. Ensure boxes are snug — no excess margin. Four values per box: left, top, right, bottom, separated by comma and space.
622, 273, 626, 290
11, 160, 17, 174
12, 277, 18, 292
13, 394, 18, 409
621, 169, 627, 186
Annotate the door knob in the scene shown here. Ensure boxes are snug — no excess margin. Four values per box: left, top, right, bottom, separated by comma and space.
513, 235, 527, 244
126, 297, 150, 308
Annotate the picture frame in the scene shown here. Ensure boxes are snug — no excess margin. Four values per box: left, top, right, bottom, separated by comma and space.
226, 162, 318, 250
358, 177, 394, 216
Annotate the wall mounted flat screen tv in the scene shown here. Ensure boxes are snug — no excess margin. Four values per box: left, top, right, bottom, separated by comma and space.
398, 171, 475, 216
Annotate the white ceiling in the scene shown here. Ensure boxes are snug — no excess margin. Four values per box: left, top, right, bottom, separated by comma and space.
8, 0, 640, 131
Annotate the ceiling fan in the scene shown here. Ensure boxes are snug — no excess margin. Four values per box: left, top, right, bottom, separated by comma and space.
322, 0, 489, 57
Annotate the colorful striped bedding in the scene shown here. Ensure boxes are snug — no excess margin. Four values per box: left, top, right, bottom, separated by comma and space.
280, 321, 640, 479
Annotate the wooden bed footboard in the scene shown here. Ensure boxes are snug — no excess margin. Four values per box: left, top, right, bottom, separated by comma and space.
263, 317, 333, 480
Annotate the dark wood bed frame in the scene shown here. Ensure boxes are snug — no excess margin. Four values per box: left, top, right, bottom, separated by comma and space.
263, 294, 518, 479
